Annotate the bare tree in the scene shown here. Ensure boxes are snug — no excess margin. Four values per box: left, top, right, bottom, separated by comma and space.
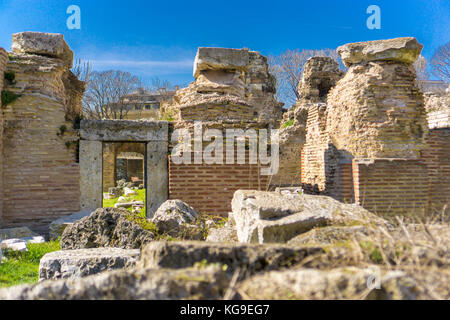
72, 58, 91, 82
431, 43, 450, 83
268, 49, 345, 107
413, 55, 430, 80
82, 70, 142, 120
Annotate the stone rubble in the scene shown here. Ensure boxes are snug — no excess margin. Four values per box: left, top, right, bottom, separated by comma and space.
230, 190, 386, 243
39, 248, 140, 281
61, 207, 155, 250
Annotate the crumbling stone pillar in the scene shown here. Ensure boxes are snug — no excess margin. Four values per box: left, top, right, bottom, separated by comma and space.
80, 140, 103, 212
325, 37, 430, 216
327, 37, 428, 159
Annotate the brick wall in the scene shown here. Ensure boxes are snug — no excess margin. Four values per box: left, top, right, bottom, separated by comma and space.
0, 48, 8, 222
422, 128, 450, 214
0, 52, 81, 233
169, 153, 269, 215
300, 104, 329, 192
352, 159, 428, 217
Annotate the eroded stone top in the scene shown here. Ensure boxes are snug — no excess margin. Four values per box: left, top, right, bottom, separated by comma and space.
337, 37, 423, 67
12, 32, 74, 68
193, 47, 250, 77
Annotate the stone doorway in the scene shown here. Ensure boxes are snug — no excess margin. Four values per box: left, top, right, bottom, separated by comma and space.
79, 120, 168, 218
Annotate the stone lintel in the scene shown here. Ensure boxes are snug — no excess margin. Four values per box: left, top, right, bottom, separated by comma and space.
80, 120, 168, 142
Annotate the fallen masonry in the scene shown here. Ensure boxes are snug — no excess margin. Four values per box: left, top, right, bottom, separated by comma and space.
39, 248, 140, 281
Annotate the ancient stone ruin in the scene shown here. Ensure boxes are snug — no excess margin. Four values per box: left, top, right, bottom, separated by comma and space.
0, 32, 449, 301
0, 32, 448, 233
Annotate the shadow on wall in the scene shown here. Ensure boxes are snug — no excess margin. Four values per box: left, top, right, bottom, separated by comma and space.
301, 143, 355, 204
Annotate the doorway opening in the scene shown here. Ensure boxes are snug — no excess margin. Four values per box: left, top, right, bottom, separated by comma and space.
102, 142, 147, 217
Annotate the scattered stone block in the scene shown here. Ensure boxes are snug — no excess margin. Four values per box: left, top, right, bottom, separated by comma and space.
0, 227, 37, 240
151, 200, 199, 238
39, 248, 140, 281
0, 266, 228, 300
231, 190, 386, 243
48, 211, 91, 240
237, 267, 423, 300
61, 208, 155, 250
138, 241, 324, 276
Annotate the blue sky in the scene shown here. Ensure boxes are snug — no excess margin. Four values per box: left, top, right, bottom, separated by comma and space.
0, 0, 449, 87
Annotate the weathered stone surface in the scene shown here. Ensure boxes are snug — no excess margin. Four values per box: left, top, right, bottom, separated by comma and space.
337, 37, 423, 67
288, 226, 369, 245
0, 266, 228, 300
297, 57, 344, 103
80, 140, 102, 212
39, 248, 140, 281
151, 200, 198, 237
12, 32, 74, 68
237, 267, 427, 300
146, 140, 169, 216
193, 47, 249, 77
326, 59, 428, 159
48, 211, 91, 240
0, 227, 37, 240
206, 226, 238, 243
173, 47, 283, 124
138, 241, 324, 276
61, 207, 156, 250
80, 120, 168, 142
231, 190, 385, 243
0, 236, 45, 252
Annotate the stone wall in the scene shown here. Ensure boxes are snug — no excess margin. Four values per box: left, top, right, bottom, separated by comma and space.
0, 33, 83, 232
173, 47, 283, 125
422, 128, 450, 214
327, 38, 428, 159
352, 159, 429, 217
169, 153, 269, 215
0, 48, 8, 222
296, 37, 448, 217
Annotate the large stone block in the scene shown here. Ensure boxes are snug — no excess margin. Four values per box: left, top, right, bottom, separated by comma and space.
0, 266, 228, 300
237, 267, 425, 300
11, 32, 74, 68
48, 211, 91, 240
337, 37, 423, 67
0, 227, 37, 240
39, 248, 140, 281
138, 241, 324, 276
231, 190, 385, 243
193, 47, 249, 77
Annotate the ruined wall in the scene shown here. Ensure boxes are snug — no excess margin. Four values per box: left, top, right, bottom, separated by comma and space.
0, 48, 8, 222
0, 33, 83, 232
169, 153, 269, 215
297, 37, 449, 216
274, 57, 342, 188
352, 159, 428, 217
423, 90, 450, 130
173, 47, 283, 125
300, 103, 329, 192
422, 128, 450, 214
327, 38, 428, 159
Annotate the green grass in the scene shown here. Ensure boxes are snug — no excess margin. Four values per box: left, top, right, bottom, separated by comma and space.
0, 240, 60, 288
103, 188, 146, 218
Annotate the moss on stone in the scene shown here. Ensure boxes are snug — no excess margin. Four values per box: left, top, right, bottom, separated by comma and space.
1, 90, 21, 107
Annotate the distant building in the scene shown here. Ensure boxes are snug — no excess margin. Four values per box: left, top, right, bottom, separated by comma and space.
112, 87, 177, 120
